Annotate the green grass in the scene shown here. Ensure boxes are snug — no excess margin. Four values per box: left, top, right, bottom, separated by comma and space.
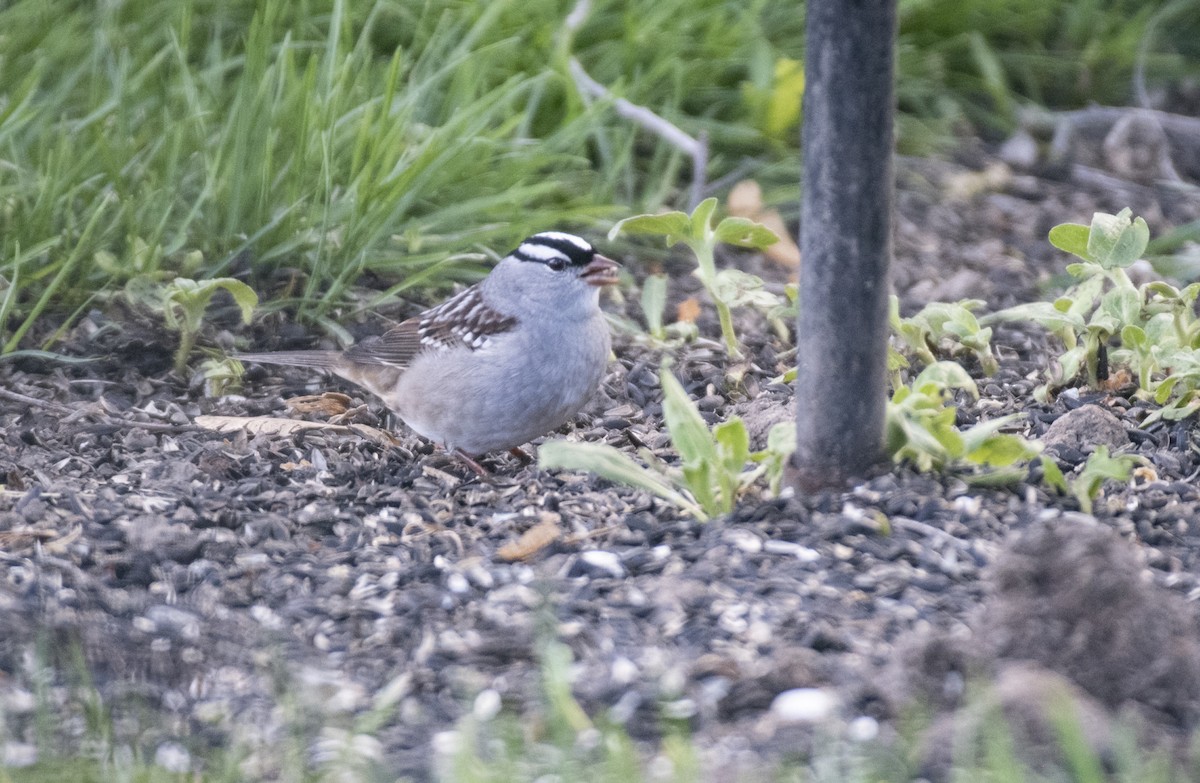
4, 0, 1199, 354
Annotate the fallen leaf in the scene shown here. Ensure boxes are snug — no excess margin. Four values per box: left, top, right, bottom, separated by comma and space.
497, 514, 562, 562
286, 393, 354, 416
677, 297, 702, 324
727, 180, 800, 270
194, 415, 400, 447
1132, 465, 1159, 485
1099, 368, 1134, 393
728, 179, 765, 217
197, 415, 339, 437
944, 161, 1012, 201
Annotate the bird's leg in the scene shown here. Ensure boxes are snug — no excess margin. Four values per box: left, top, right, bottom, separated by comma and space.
452, 448, 492, 477
508, 446, 533, 465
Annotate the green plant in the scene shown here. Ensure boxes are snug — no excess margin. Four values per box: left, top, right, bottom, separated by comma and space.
125, 276, 257, 375
539, 365, 793, 521
1039, 446, 1141, 515
608, 198, 780, 358
890, 295, 998, 377
886, 361, 1040, 476
621, 272, 699, 347
984, 209, 1200, 422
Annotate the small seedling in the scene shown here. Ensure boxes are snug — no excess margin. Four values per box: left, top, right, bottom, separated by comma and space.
1040, 446, 1140, 514
539, 365, 793, 521
609, 198, 780, 358
886, 361, 1040, 475
890, 295, 998, 376
621, 272, 700, 347
984, 208, 1200, 420
126, 276, 258, 375
198, 355, 245, 396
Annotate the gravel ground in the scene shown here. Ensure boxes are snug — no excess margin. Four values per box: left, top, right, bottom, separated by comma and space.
4, 146, 1200, 781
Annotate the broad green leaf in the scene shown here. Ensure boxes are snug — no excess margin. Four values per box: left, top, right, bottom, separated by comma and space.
1066, 275, 1106, 319
886, 404, 957, 468
712, 268, 780, 310
1141, 313, 1174, 344
1161, 398, 1200, 421
1087, 209, 1150, 269
682, 460, 721, 515
1064, 261, 1100, 279
959, 413, 1023, 454
1120, 324, 1149, 351
1069, 446, 1140, 513
124, 275, 169, 311
538, 440, 705, 520
960, 415, 1036, 465
1099, 287, 1140, 328
913, 361, 978, 399
1039, 455, 1068, 493
1144, 281, 1185, 300
1086, 311, 1120, 336
928, 407, 965, 457
712, 217, 780, 249
211, 278, 259, 324
1077, 445, 1135, 482
1057, 345, 1086, 385
1048, 223, 1092, 261
608, 211, 691, 245
660, 366, 718, 468
689, 198, 719, 241
714, 418, 750, 477
965, 430, 1039, 467
982, 301, 1083, 334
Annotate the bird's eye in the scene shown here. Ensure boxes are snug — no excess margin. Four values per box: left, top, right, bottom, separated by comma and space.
546, 258, 567, 271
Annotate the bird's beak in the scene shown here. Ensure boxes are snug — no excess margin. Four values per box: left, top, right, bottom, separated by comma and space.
581, 254, 620, 287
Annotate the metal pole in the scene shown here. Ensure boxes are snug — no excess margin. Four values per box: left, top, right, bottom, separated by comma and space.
793, 0, 897, 489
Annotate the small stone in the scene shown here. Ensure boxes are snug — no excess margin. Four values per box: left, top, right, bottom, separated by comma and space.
473, 688, 502, 721
431, 730, 461, 756
154, 742, 191, 773
569, 550, 626, 580
3, 688, 35, 715
660, 698, 697, 719
446, 572, 470, 594
2, 743, 37, 767
770, 688, 838, 724
997, 129, 1039, 169
764, 540, 820, 562
848, 715, 879, 742
611, 656, 639, 685
724, 528, 763, 553
1042, 405, 1129, 453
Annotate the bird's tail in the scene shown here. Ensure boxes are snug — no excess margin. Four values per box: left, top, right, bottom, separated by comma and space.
235, 350, 343, 370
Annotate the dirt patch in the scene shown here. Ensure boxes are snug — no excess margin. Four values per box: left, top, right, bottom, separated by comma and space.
3, 149, 1200, 779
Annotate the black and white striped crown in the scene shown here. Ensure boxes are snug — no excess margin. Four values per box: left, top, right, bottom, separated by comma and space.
511, 232, 595, 269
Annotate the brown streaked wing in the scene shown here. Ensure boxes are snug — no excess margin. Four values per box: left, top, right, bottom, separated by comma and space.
343, 319, 422, 368
415, 286, 518, 352
341, 286, 518, 368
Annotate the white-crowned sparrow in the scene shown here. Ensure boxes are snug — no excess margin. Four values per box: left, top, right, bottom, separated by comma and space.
239, 232, 619, 466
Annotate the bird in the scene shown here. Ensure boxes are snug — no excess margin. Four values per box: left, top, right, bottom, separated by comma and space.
238, 231, 620, 473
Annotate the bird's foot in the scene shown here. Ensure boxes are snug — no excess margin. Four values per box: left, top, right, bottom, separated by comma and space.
452, 448, 492, 477
508, 446, 533, 465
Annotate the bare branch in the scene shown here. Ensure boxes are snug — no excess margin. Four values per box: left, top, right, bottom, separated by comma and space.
562, 0, 708, 208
